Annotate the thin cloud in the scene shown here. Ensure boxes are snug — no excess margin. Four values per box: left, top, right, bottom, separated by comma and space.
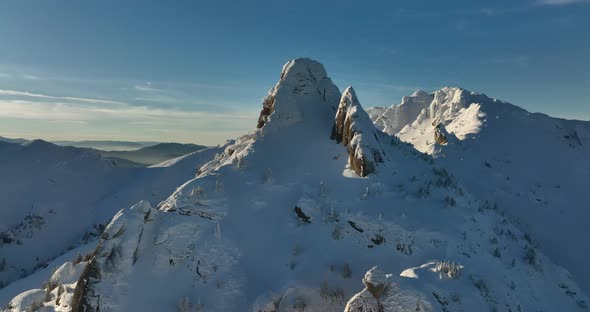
0, 99, 258, 123
535, 0, 590, 5
0, 89, 126, 105
0, 98, 259, 145
135, 85, 163, 92
49, 120, 89, 124
134, 82, 165, 92
21, 74, 41, 80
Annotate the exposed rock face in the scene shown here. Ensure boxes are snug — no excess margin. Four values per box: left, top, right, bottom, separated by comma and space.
256, 58, 341, 130
256, 94, 275, 128
433, 123, 448, 145
331, 87, 385, 177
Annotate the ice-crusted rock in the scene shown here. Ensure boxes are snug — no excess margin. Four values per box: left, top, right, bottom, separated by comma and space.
363, 266, 392, 299
256, 58, 341, 130
344, 267, 392, 312
5, 289, 46, 312
50, 261, 87, 286
3, 257, 89, 312
331, 87, 385, 177
345, 267, 435, 312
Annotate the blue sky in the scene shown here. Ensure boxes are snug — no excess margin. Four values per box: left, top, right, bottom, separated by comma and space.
0, 0, 589, 145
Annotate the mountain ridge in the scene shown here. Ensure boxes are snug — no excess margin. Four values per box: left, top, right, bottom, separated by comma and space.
369, 86, 590, 291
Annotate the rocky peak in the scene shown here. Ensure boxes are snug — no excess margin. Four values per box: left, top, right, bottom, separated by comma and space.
331, 86, 385, 177
374, 89, 434, 135
256, 58, 341, 130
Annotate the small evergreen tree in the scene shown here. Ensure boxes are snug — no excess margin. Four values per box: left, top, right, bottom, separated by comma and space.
319, 180, 328, 198
191, 186, 206, 204
341, 263, 352, 278
74, 253, 83, 264
177, 296, 191, 312
215, 175, 224, 193
263, 168, 273, 183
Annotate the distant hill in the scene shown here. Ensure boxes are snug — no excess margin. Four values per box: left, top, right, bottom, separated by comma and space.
0, 136, 29, 144
101, 143, 208, 165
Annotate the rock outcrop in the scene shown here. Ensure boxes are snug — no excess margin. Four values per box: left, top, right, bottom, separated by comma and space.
256, 94, 276, 128
433, 123, 448, 145
331, 87, 385, 177
344, 266, 392, 312
71, 201, 155, 312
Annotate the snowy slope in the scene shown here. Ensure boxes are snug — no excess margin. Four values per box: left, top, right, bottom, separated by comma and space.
370, 87, 590, 292
8, 58, 583, 312
0, 140, 221, 291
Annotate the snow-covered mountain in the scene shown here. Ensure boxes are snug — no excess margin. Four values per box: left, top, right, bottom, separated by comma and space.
3, 59, 589, 312
370, 87, 590, 292
0, 140, 221, 292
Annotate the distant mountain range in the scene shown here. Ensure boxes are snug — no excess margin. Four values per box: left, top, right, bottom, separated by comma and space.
52, 140, 161, 151
0, 137, 209, 166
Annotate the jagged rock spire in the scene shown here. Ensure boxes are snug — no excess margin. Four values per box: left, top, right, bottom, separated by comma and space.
331, 87, 384, 177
